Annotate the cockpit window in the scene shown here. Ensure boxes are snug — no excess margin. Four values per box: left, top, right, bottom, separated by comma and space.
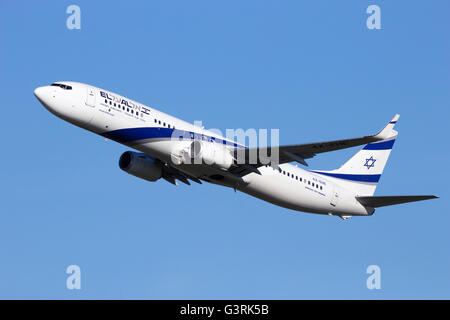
51, 83, 72, 90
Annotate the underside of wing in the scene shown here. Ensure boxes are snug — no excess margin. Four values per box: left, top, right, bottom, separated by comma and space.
158, 160, 203, 186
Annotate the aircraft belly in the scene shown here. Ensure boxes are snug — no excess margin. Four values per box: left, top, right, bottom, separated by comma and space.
239, 171, 329, 214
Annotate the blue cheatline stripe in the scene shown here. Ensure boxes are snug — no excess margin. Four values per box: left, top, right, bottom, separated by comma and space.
311, 171, 381, 183
102, 127, 246, 149
363, 139, 396, 150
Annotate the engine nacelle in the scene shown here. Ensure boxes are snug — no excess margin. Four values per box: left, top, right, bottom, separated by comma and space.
119, 151, 162, 182
189, 140, 234, 170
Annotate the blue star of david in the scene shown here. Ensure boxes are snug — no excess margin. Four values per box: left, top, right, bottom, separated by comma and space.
364, 156, 376, 170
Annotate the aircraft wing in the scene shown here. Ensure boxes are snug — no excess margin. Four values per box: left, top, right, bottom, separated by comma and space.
157, 159, 202, 186
232, 115, 400, 172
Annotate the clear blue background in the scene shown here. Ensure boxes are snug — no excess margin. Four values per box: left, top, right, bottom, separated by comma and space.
0, 0, 448, 299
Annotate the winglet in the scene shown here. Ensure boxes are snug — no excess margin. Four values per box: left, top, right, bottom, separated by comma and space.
374, 114, 400, 141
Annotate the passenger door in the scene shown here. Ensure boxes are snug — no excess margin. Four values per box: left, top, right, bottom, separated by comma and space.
86, 86, 96, 107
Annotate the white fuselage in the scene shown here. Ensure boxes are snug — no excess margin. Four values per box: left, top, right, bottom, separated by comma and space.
34, 82, 373, 217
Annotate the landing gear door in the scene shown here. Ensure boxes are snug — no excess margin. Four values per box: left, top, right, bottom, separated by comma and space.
86, 86, 96, 107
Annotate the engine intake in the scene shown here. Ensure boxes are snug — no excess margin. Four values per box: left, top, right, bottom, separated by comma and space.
119, 151, 162, 182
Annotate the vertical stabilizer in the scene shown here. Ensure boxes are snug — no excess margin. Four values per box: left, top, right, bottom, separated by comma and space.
312, 115, 399, 196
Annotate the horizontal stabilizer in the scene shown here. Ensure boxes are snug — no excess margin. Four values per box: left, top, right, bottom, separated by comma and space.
356, 195, 438, 208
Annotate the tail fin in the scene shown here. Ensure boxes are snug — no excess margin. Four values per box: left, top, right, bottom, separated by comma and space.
312, 114, 399, 196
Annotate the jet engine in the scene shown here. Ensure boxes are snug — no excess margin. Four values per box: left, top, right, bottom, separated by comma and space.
188, 140, 234, 170
119, 151, 162, 182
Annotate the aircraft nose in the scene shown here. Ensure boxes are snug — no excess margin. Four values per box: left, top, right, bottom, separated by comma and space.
34, 87, 45, 101
34, 86, 53, 108
34, 87, 44, 101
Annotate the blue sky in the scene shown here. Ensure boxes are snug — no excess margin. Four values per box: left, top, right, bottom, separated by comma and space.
0, 0, 449, 299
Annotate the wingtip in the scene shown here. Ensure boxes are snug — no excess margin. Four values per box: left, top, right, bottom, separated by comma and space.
390, 114, 400, 124
374, 114, 400, 140
422, 195, 439, 200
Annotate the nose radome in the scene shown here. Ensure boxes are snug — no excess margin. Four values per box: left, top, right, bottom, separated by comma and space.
34, 86, 46, 102
34, 86, 56, 110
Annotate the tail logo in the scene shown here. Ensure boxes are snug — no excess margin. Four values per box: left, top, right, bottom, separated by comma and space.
364, 156, 376, 170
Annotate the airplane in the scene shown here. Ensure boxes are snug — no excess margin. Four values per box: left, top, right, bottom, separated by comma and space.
34, 81, 438, 219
